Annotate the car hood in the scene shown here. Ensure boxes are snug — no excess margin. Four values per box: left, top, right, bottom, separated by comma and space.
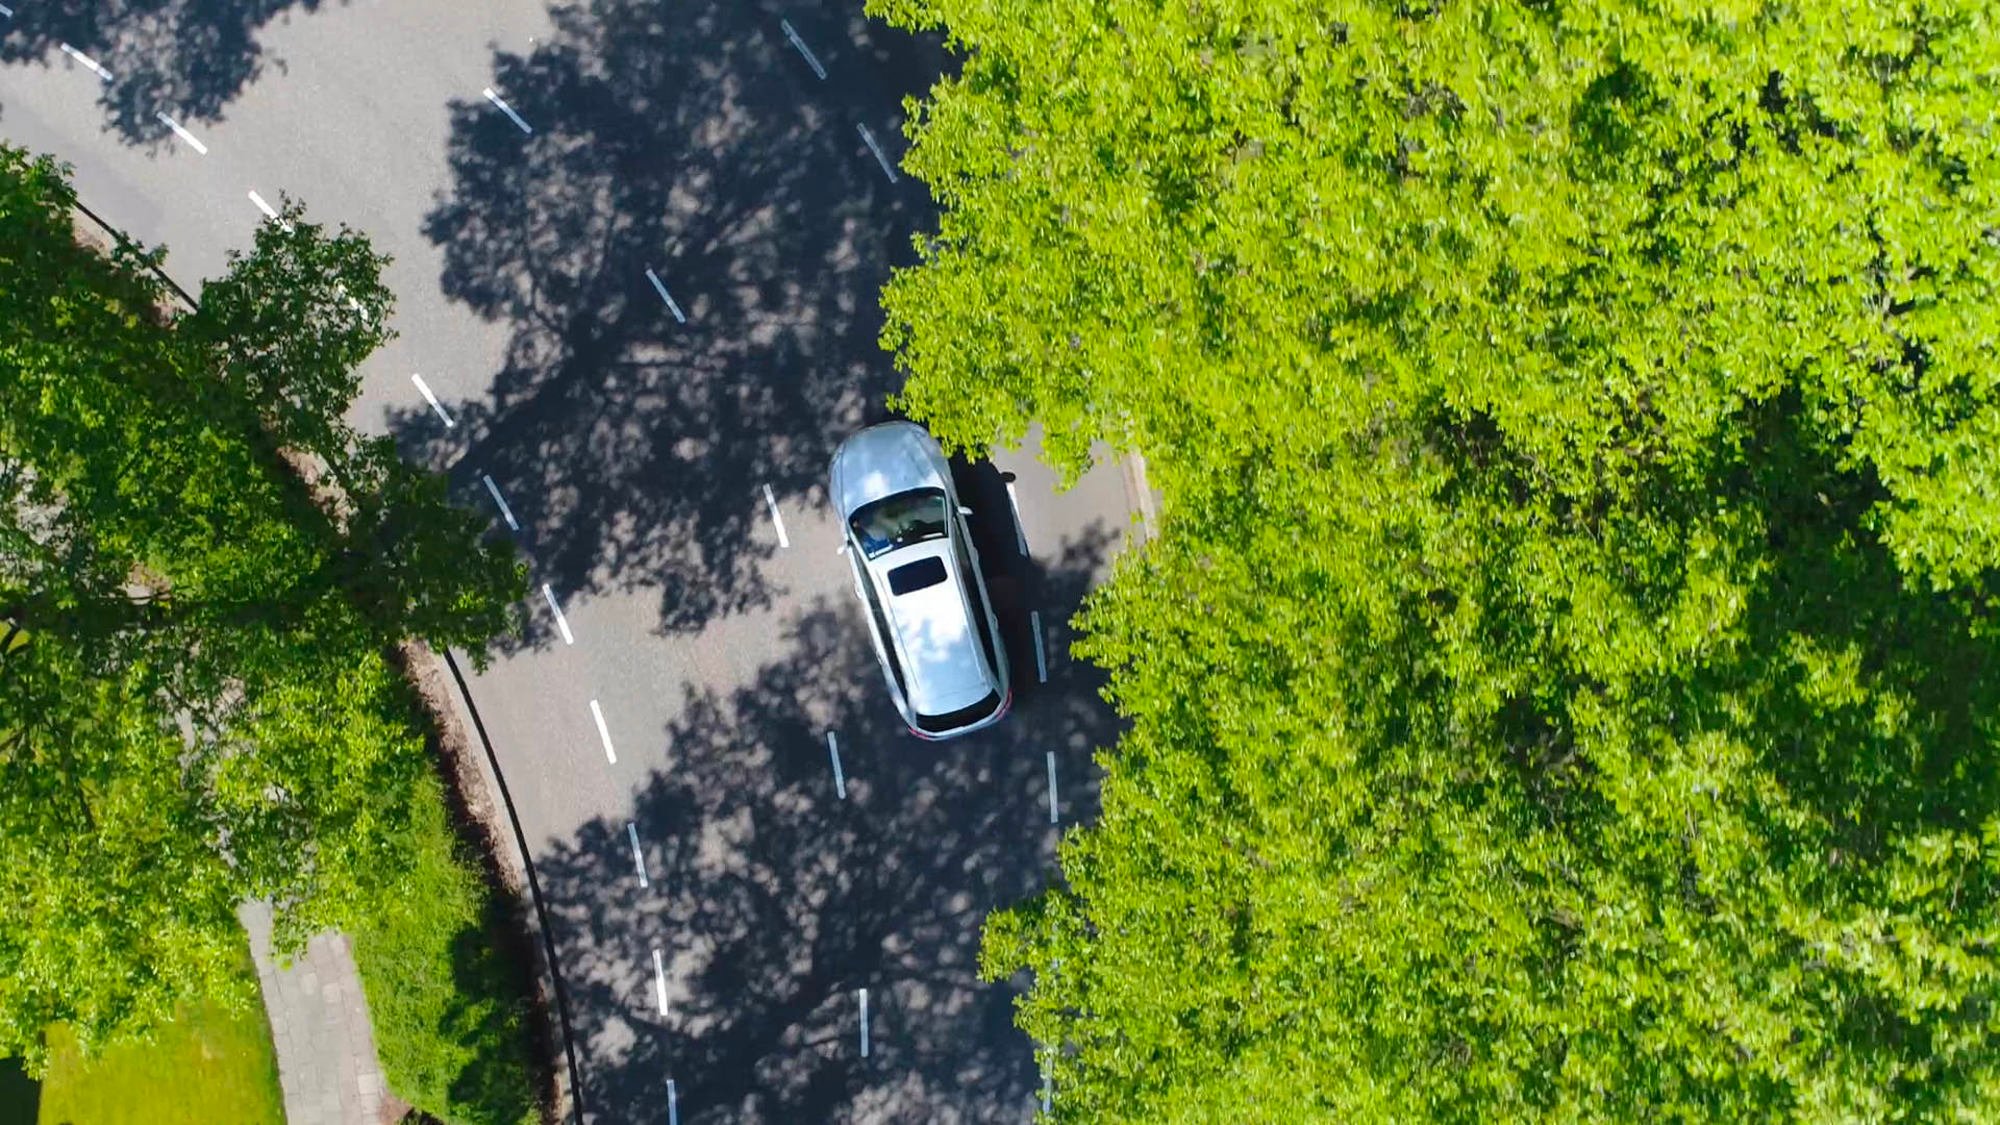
830, 421, 950, 519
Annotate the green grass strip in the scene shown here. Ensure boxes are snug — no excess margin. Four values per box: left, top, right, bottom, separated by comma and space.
351, 771, 540, 1125
36, 941, 282, 1124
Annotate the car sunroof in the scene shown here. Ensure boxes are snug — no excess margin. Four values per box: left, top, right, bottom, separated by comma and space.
887, 555, 949, 595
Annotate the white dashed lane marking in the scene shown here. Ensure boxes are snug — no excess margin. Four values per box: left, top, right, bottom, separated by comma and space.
762, 483, 790, 548
409, 374, 455, 428
247, 190, 296, 232
857, 123, 899, 183
826, 731, 847, 799
58, 43, 112, 82
652, 949, 671, 1016
590, 700, 618, 764
481, 474, 521, 531
540, 583, 575, 645
482, 87, 533, 134
645, 267, 687, 323
626, 822, 649, 888
779, 19, 827, 80
858, 987, 871, 1057
1047, 751, 1060, 825
333, 282, 373, 324
156, 112, 208, 154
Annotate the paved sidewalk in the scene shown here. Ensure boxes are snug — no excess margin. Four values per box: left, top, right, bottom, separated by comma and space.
240, 902, 402, 1125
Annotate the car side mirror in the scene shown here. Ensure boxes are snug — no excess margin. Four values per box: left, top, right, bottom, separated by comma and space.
958, 505, 974, 516
837, 541, 850, 555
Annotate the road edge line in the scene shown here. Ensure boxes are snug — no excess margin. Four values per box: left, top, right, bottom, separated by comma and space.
432, 644, 588, 1125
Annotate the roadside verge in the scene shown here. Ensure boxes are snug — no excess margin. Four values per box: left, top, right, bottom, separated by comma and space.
67, 196, 560, 1125
407, 643, 587, 1124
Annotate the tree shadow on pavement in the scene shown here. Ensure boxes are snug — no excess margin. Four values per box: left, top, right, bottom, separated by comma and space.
388, 0, 950, 649
532, 523, 1121, 1123
0, 1055, 37, 1125
0, 0, 327, 142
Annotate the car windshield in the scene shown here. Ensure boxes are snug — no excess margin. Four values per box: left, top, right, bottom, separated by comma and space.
849, 488, 948, 560
915, 690, 1003, 735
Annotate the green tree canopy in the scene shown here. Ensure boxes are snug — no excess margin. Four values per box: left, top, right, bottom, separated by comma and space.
0, 148, 522, 1068
874, 0, 2000, 1119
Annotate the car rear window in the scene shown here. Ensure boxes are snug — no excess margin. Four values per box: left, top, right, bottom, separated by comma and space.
915, 690, 1003, 734
887, 556, 948, 595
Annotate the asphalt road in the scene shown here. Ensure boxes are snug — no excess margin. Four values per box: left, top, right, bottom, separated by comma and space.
0, 2, 1138, 1121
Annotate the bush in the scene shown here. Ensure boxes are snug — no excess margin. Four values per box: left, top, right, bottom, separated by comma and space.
350, 771, 540, 1125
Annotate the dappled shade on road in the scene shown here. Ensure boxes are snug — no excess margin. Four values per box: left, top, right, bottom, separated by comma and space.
531, 521, 1121, 1121
393, 9, 1134, 1114
393, 0, 951, 646
0, 0, 324, 143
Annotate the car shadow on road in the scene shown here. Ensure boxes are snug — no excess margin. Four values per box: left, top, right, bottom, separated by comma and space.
0, 0, 325, 143
529, 522, 1120, 1123
383, 0, 952, 650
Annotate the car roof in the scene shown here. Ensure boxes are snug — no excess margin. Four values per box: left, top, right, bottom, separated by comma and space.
868, 540, 993, 717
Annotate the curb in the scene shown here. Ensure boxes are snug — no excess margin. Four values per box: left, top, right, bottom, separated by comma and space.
427, 646, 587, 1125
71, 196, 200, 312
1120, 449, 1162, 542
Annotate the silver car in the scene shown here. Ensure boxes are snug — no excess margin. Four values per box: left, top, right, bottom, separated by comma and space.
830, 421, 1011, 740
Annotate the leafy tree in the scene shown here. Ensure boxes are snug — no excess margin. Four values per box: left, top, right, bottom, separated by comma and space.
0, 147, 523, 1068
874, 0, 2000, 1120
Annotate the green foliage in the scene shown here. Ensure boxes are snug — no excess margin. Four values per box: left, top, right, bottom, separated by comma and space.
0, 147, 526, 1071
875, 0, 2000, 1120
183, 199, 393, 465
351, 771, 540, 1125
37, 938, 284, 1125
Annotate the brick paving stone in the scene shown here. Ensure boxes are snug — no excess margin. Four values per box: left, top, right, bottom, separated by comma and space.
240, 901, 393, 1125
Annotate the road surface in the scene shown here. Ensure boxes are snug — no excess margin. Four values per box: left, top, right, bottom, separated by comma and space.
0, 1, 1137, 1120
